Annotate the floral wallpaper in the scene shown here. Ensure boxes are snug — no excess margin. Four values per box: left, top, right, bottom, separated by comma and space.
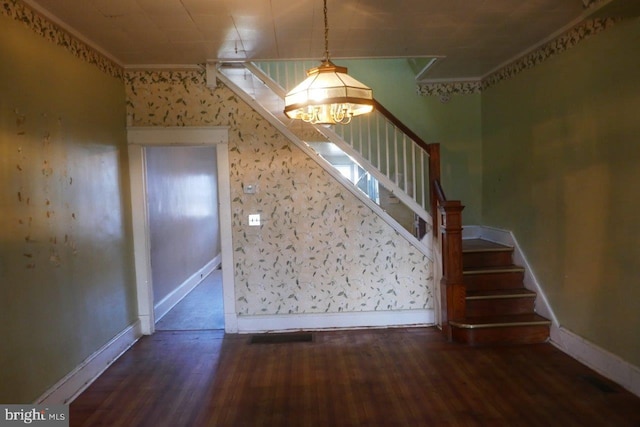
125, 70, 433, 316
1, 0, 122, 80
417, 81, 481, 97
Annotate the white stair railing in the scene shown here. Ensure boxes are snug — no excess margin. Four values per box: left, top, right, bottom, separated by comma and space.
252, 61, 432, 224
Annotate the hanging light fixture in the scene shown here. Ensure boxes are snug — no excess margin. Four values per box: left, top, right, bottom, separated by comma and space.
283, 0, 374, 125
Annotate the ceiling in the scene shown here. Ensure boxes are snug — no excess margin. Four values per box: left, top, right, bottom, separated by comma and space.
21, 0, 635, 80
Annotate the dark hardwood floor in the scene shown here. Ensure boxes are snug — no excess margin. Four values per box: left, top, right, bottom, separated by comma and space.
70, 328, 640, 427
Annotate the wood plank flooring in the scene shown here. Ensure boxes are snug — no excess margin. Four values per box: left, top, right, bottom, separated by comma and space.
70, 328, 640, 426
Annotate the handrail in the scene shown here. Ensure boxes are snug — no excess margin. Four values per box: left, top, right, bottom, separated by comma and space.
433, 179, 447, 204
372, 100, 432, 154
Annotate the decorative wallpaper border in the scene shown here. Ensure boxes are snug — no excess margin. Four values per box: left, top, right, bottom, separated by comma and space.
417, 80, 481, 97
418, 18, 620, 97
481, 18, 618, 91
5, 0, 620, 95
1, 0, 123, 80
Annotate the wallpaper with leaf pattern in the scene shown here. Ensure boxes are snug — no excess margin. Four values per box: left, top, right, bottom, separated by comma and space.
125, 70, 433, 316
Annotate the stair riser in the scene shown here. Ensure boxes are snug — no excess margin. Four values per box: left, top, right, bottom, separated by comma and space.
466, 298, 535, 317
463, 251, 513, 269
463, 271, 525, 291
451, 324, 550, 346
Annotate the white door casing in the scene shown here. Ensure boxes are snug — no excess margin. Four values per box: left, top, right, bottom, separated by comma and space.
127, 126, 237, 334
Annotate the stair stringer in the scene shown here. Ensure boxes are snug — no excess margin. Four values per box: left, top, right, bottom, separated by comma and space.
214, 65, 433, 260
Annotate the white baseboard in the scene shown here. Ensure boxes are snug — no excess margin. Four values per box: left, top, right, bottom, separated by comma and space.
551, 326, 640, 398
464, 225, 640, 399
236, 309, 435, 333
154, 255, 221, 322
36, 320, 142, 405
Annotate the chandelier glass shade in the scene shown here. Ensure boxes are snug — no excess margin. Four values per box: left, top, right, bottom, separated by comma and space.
283, 0, 374, 125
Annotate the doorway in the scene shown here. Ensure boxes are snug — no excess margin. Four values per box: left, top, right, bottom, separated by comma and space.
127, 127, 237, 334
145, 145, 223, 330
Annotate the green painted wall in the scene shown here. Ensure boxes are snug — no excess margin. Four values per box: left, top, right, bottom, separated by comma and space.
482, 18, 640, 366
0, 15, 136, 402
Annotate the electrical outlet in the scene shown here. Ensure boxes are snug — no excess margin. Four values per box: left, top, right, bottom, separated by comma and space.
248, 214, 261, 226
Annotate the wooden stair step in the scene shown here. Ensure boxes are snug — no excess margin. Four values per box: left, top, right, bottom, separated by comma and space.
466, 288, 536, 300
463, 265, 525, 291
462, 238, 512, 252
463, 265, 524, 275
463, 239, 514, 269
466, 289, 537, 316
450, 314, 551, 345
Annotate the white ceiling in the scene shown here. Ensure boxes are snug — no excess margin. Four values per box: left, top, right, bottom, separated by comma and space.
22, 0, 635, 80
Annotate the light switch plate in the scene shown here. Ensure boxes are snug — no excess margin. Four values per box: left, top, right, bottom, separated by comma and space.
248, 214, 261, 226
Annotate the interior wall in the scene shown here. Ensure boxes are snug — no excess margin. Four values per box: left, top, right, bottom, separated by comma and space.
0, 13, 136, 403
482, 18, 640, 367
145, 146, 220, 305
125, 70, 433, 318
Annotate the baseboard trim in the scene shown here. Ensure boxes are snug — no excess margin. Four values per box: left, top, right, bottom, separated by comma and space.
236, 309, 435, 333
464, 225, 640, 399
154, 255, 221, 323
36, 320, 142, 405
551, 326, 640, 398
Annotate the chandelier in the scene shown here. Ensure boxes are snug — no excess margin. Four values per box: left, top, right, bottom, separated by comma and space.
283, 0, 374, 125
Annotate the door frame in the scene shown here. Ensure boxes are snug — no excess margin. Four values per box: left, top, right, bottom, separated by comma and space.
127, 126, 237, 334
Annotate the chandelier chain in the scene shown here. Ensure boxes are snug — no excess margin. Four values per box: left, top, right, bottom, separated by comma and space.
323, 0, 329, 61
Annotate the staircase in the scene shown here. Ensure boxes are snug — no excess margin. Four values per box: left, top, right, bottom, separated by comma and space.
448, 239, 551, 345
213, 61, 435, 250
214, 60, 550, 346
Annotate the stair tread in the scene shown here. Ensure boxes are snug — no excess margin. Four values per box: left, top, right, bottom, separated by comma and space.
450, 313, 551, 329
462, 239, 513, 253
463, 265, 524, 274
466, 288, 537, 299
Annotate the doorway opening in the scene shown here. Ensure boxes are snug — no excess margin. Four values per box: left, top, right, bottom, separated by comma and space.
144, 144, 222, 331
127, 127, 237, 335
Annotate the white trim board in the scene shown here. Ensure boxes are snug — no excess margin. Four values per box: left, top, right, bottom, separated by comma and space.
236, 309, 434, 333
127, 126, 237, 334
551, 326, 640, 398
36, 321, 142, 405
154, 256, 221, 322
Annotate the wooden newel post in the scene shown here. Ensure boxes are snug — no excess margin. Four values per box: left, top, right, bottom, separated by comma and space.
439, 200, 465, 340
